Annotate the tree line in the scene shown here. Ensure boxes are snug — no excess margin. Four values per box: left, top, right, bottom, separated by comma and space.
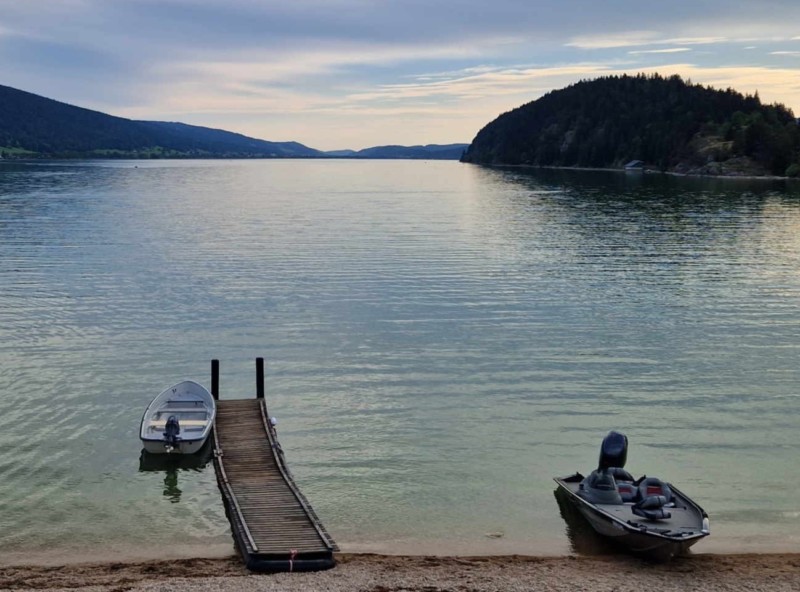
461, 74, 800, 177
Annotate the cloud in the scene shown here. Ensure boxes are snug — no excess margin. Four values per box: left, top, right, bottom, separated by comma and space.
661, 36, 728, 45
639, 63, 800, 108
565, 32, 660, 49
108, 54, 800, 150
566, 33, 733, 50
628, 48, 692, 55
3, 0, 800, 150
351, 62, 800, 105
190, 61, 800, 150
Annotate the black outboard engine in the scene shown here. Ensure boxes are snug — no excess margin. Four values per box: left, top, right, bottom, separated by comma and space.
599, 430, 628, 470
578, 431, 630, 505
163, 415, 181, 449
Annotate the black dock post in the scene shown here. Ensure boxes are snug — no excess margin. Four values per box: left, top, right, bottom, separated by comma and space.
211, 359, 219, 400
256, 357, 264, 399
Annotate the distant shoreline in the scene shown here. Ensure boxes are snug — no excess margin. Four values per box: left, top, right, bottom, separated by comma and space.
3, 157, 796, 178
0, 154, 465, 162
464, 162, 798, 181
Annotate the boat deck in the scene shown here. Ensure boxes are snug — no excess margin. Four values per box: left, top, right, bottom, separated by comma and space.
213, 398, 337, 572
557, 478, 707, 536
593, 502, 699, 532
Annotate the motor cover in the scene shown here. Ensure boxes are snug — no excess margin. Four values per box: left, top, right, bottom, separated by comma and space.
164, 415, 181, 445
598, 430, 628, 470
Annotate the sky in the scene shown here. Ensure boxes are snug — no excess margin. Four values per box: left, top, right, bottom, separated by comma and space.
1, 1, 800, 151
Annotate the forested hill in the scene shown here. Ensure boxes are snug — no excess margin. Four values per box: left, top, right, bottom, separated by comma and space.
0, 84, 321, 158
461, 74, 800, 177
325, 144, 468, 159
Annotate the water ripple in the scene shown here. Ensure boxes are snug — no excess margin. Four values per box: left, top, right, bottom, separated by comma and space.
1, 160, 800, 558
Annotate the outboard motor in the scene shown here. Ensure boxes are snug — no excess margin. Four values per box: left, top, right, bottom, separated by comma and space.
598, 430, 628, 470
163, 415, 181, 450
578, 431, 630, 505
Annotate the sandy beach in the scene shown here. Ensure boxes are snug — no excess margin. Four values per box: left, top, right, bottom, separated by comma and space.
2, 552, 799, 592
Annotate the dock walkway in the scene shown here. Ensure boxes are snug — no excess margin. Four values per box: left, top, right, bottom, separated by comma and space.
213, 396, 337, 572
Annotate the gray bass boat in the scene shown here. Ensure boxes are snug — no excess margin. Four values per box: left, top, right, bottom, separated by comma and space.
554, 431, 709, 559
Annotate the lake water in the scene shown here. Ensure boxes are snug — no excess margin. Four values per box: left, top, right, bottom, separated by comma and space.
1, 159, 799, 564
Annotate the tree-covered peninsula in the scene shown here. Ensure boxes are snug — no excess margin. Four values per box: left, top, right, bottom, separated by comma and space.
461, 74, 800, 177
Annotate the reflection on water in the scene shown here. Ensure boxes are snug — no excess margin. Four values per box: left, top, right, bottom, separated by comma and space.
163, 470, 181, 503
1, 160, 800, 560
138, 440, 215, 503
554, 486, 629, 557
138, 440, 214, 473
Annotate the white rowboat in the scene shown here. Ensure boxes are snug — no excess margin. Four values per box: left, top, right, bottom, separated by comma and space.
140, 380, 216, 454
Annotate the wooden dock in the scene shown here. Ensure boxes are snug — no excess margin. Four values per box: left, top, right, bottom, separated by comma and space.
212, 360, 337, 572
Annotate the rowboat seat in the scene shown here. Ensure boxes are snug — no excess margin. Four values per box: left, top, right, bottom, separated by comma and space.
148, 419, 209, 428
164, 401, 205, 406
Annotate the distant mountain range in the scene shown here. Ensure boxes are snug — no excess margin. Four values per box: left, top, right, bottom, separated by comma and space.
0, 84, 467, 160
325, 144, 468, 159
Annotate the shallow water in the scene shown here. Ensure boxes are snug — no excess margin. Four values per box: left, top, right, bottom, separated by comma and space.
1, 159, 799, 562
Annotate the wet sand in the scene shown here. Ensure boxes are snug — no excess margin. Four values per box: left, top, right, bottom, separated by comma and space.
2, 552, 800, 592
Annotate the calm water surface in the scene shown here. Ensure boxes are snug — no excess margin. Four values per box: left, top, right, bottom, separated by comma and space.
1, 159, 799, 563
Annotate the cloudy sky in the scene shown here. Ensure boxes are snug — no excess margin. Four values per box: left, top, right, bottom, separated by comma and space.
2, 1, 800, 151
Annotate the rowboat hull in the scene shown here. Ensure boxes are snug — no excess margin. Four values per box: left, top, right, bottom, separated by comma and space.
141, 437, 208, 455
140, 380, 216, 455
